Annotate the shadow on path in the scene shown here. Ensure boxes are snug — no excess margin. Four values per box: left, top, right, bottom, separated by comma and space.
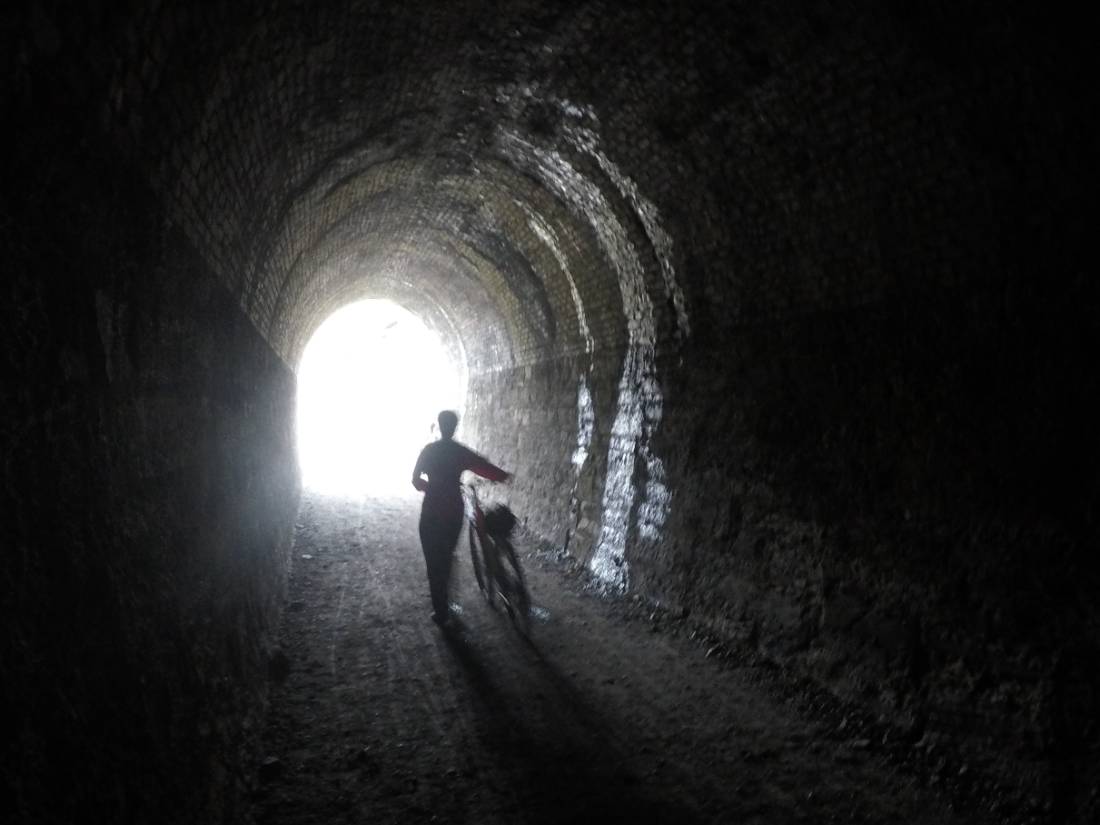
252, 492, 967, 825
439, 622, 704, 825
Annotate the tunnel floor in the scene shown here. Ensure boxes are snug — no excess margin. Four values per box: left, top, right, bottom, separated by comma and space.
251, 492, 968, 825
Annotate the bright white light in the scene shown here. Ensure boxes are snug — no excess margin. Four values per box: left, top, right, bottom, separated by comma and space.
296, 300, 464, 496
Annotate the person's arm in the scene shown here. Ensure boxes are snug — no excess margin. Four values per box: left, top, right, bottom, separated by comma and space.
411, 448, 428, 492
464, 446, 510, 482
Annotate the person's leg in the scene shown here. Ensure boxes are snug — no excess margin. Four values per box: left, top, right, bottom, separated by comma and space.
420, 514, 464, 621
432, 538, 454, 617
431, 517, 462, 620
419, 517, 449, 619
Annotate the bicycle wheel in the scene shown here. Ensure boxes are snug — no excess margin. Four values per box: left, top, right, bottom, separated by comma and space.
492, 536, 530, 633
468, 522, 489, 600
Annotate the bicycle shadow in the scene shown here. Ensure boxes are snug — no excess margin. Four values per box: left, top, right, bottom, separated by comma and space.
439, 622, 705, 825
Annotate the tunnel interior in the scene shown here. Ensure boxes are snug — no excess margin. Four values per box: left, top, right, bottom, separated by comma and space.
2, 1, 1097, 822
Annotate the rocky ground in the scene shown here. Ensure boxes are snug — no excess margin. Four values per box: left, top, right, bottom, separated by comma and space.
250, 491, 996, 824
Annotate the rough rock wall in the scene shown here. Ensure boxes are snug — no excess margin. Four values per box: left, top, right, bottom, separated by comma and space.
642, 11, 1099, 815
467, 5, 1098, 816
1, 52, 299, 825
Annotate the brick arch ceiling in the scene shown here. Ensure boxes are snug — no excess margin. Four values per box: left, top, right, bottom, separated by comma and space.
118, 0, 700, 375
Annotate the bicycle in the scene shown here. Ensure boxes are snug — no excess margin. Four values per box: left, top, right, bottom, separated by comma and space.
465, 483, 530, 633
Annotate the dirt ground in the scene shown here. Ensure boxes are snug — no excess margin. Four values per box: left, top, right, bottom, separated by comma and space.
250, 491, 981, 825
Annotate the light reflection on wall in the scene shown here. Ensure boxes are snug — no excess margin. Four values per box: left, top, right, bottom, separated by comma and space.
296, 299, 464, 496
500, 117, 688, 592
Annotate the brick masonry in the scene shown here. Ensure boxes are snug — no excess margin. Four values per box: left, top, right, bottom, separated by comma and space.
3, 40, 299, 822
3, 1, 1097, 822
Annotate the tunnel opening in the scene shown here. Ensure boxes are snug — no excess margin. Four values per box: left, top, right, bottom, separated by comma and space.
296, 298, 466, 496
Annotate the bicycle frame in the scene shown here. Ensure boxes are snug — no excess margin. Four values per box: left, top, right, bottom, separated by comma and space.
465, 483, 529, 631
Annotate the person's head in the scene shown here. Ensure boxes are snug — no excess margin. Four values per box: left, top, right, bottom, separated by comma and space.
437, 410, 458, 440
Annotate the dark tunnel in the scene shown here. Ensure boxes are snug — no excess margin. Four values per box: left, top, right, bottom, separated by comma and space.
2, 1, 1097, 823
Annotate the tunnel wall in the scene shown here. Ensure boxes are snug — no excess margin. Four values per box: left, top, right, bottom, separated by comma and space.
464, 5, 1098, 814
1, 56, 299, 824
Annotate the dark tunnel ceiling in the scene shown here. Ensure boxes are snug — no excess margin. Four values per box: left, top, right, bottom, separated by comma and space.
113, 1, 707, 373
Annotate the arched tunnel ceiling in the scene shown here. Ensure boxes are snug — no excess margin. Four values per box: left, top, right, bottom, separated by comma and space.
114, 0, 718, 373
265, 154, 610, 371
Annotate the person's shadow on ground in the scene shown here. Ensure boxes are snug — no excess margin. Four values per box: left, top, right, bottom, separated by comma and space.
439, 622, 704, 825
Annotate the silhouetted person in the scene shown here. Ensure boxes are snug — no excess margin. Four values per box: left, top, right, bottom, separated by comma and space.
412, 410, 509, 625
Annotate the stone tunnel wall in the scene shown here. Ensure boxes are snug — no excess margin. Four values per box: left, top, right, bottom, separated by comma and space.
462, 5, 1099, 815
1, 41, 300, 824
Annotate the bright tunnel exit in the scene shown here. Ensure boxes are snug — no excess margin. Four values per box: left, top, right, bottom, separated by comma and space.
296, 299, 465, 496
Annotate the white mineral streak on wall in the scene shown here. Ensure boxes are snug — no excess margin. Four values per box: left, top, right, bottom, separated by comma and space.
573, 375, 594, 469
565, 126, 687, 542
500, 126, 684, 589
566, 126, 691, 341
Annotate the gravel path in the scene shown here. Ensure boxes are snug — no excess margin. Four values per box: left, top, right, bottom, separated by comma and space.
251, 491, 970, 824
